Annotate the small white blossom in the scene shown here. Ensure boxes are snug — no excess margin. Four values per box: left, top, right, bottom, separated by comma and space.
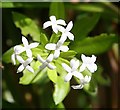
59, 21, 74, 43
21, 36, 39, 58
43, 15, 66, 34
16, 56, 34, 73
11, 45, 25, 65
62, 59, 82, 82
71, 75, 91, 89
11, 36, 39, 65
45, 41, 69, 59
79, 54, 97, 73
37, 54, 56, 70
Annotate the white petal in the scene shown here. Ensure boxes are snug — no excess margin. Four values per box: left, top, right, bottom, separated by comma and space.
52, 25, 58, 34
50, 16, 56, 22
67, 32, 74, 41
23, 58, 33, 67
64, 73, 72, 82
59, 34, 67, 44
70, 59, 75, 68
57, 25, 65, 33
79, 64, 86, 72
87, 64, 97, 73
43, 21, 52, 29
72, 60, 80, 70
59, 46, 69, 52
26, 65, 34, 73
54, 50, 60, 59
46, 54, 53, 62
22, 36, 29, 47
39, 63, 48, 70
73, 71, 84, 79
14, 45, 25, 54
11, 54, 16, 65
29, 43, 39, 49
45, 43, 56, 50
62, 63, 71, 73
26, 49, 32, 58
16, 56, 24, 64
56, 19, 66, 26
81, 54, 86, 62
71, 84, 83, 89
66, 21, 73, 32
37, 54, 45, 63
17, 64, 24, 73
47, 63, 56, 70
91, 55, 96, 63
84, 75, 91, 83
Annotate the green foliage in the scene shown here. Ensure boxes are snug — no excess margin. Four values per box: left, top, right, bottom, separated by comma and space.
2, 47, 13, 63
49, 1, 65, 19
72, 13, 100, 41
47, 68, 58, 83
12, 12, 41, 42
19, 61, 47, 85
60, 50, 77, 59
71, 34, 118, 55
40, 33, 48, 46
53, 76, 70, 105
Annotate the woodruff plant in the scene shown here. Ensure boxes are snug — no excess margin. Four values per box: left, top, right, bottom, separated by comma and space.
11, 15, 97, 90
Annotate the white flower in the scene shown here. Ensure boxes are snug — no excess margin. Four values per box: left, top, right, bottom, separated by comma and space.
11, 36, 39, 65
62, 59, 82, 82
79, 54, 97, 73
43, 15, 66, 34
16, 56, 34, 73
71, 75, 91, 89
37, 54, 56, 70
11, 45, 25, 65
45, 41, 69, 59
21, 36, 39, 58
59, 21, 74, 43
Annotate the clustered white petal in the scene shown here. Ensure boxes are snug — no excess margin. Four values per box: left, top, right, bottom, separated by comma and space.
62, 53, 97, 89
11, 15, 98, 90
11, 36, 39, 73
37, 54, 56, 70
45, 40, 69, 59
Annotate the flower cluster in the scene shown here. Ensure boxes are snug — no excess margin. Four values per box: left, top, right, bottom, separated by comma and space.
11, 15, 97, 90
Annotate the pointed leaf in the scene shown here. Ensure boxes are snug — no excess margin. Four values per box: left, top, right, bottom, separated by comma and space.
12, 12, 41, 42
53, 76, 70, 105
71, 34, 118, 55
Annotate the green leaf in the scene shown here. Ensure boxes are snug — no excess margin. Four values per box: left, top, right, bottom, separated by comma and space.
53, 76, 70, 105
2, 47, 13, 63
19, 61, 48, 85
47, 68, 58, 83
71, 34, 118, 55
49, 1, 65, 19
60, 50, 77, 59
72, 13, 100, 41
12, 12, 41, 42
50, 33, 61, 43
40, 33, 48, 46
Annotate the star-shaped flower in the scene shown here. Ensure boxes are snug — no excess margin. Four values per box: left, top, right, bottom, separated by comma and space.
11, 36, 39, 65
71, 75, 91, 89
45, 41, 69, 59
11, 45, 25, 65
43, 15, 66, 34
79, 54, 97, 73
37, 54, 56, 70
59, 21, 74, 43
62, 59, 82, 82
16, 56, 34, 73
21, 36, 39, 58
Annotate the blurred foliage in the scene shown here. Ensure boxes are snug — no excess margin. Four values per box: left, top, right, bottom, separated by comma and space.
2, 1, 119, 109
